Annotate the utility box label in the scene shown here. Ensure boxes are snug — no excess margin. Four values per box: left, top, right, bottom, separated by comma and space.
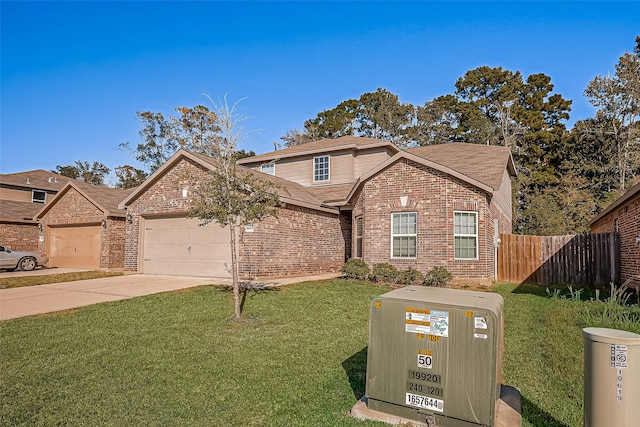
406, 393, 444, 412
611, 344, 628, 368
417, 353, 433, 369
430, 310, 449, 337
406, 308, 431, 334
475, 317, 488, 329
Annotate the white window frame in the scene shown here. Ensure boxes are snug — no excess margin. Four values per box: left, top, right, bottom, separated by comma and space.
454, 211, 478, 260
260, 162, 275, 175
355, 216, 363, 258
313, 155, 330, 182
32, 190, 46, 204
391, 212, 417, 259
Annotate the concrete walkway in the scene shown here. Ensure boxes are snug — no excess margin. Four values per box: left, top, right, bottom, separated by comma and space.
0, 272, 342, 321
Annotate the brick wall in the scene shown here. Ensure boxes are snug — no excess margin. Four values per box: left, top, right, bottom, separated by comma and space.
0, 222, 39, 251
238, 205, 347, 278
124, 157, 348, 277
124, 158, 208, 272
352, 158, 495, 280
591, 191, 640, 286
38, 187, 126, 270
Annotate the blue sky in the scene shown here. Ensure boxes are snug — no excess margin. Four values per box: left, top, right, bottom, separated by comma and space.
1, 1, 638, 183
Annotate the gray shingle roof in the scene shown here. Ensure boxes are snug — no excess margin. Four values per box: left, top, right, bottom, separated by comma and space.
0, 169, 74, 191
0, 200, 43, 222
407, 143, 516, 191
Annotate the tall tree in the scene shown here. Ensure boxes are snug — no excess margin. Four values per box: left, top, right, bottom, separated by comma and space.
454, 66, 526, 148
171, 105, 221, 156
357, 88, 415, 146
279, 127, 319, 148
114, 165, 148, 189
54, 161, 110, 186
304, 99, 359, 139
187, 96, 282, 320
410, 95, 460, 145
280, 89, 415, 147
120, 111, 176, 173
584, 37, 640, 191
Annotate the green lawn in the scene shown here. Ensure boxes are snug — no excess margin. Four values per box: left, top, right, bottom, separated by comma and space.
2, 279, 638, 426
0, 270, 122, 289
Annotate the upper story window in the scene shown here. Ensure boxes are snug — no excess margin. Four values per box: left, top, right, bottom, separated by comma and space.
391, 212, 417, 258
314, 155, 330, 182
261, 162, 275, 175
454, 211, 478, 259
32, 190, 46, 204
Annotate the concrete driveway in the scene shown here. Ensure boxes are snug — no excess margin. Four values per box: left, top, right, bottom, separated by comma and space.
0, 272, 341, 321
0, 274, 224, 321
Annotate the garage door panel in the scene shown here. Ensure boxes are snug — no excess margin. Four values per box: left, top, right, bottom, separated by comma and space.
48, 225, 101, 269
143, 217, 231, 278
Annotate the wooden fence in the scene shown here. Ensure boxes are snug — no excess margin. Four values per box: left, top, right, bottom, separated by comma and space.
497, 233, 620, 286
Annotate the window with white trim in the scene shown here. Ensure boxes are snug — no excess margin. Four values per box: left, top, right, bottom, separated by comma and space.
32, 190, 46, 204
454, 211, 478, 259
260, 162, 275, 175
355, 216, 363, 258
391, 212, 417, 258
313, 155, 330, 182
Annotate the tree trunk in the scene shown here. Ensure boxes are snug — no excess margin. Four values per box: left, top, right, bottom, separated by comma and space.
229, 222, 241, 320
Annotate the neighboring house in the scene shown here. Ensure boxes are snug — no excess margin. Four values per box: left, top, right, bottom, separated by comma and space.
589, 182, 640, 287
0, 170, 72, 251
35, 181, 134, 270
121, 136, 515, 283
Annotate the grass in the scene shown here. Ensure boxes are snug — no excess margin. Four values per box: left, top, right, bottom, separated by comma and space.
0, 270, 123, 289
1, 280, 389, 426
2, 279, 639, 426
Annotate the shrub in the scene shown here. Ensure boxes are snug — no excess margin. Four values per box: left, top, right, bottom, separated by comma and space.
341, 259, 370, 280
397, 267, 424, 285
423, 266, 453, 287
370, 263, 400, 283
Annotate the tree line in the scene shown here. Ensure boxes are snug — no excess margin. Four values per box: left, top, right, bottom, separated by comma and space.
55, 37, 639, 236
280, 37, 640, 235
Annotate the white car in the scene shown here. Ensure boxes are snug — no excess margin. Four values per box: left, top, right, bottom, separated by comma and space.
0, 245, 49, 271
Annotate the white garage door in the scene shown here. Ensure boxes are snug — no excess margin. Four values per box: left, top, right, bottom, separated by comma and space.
142, 217, 232, 278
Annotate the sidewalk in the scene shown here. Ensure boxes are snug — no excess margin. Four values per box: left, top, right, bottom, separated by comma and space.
0, 273, 342, 321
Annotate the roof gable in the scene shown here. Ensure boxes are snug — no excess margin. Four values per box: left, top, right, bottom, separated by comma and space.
346, 143, 515, 202
37, 182, 134, 219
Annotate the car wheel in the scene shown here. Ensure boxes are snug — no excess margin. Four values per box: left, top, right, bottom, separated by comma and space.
18, 257, 37, 271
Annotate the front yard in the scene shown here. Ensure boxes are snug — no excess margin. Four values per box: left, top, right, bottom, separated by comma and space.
1, 279, 638, 426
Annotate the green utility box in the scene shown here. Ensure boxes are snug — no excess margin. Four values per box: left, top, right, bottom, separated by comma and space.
365, 286, 504, 427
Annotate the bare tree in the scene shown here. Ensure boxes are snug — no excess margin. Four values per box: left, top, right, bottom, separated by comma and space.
187, 95, 282, 320
585, 40, 640, 191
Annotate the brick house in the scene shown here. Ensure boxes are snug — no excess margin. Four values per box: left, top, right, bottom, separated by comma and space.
0, 170, 73, 251
36, 181, 134, 270
589, 182, 640, 287
346, 143, 514, 282
122, 137, 515, 282
119, 150, 348, 278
